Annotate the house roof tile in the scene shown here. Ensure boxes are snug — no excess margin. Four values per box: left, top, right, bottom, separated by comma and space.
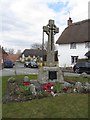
56, 19, 90, 44
21, 49, 47, 57
21, 49, 58, 61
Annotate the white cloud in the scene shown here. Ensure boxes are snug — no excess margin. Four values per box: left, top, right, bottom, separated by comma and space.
0, 0, 89, 52
88, 1, 90, 18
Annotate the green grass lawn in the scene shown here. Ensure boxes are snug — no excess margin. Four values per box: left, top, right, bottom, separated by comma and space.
2, 94, 88, 118
2, 75, 89, 118
64, 76, 89, 83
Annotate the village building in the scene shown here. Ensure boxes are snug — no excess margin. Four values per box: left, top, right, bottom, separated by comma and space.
7, 54, 19, 62
20, 49, 58, 66
0, 46, 19, 67
56, 18, 90, 67
20, 49, 46, 62
0, 46, 8, 64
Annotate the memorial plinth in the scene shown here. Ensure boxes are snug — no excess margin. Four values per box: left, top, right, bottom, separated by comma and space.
38, 66, 64, 83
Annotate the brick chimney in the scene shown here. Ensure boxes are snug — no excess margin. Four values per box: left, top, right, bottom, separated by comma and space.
67, 17, 73, 26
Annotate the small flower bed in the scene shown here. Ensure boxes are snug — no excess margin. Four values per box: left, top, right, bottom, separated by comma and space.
23, 81, 31, 86
17, 81, 31, 95
63, 87, 73, 93
3, 76, 90, 103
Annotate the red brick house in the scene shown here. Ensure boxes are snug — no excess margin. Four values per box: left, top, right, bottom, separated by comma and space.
7, 54, 19, 62
0, 46, 8, 64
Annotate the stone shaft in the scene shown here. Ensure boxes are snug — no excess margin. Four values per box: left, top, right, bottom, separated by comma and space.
43, 19, 59, 66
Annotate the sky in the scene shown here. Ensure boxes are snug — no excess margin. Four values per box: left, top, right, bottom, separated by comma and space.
0, 0, 90, 53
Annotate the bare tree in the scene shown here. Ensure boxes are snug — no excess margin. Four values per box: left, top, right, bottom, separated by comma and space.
31, 43, 42, 49
31, 41, 56, 50
16, 49, 21, 55
4, 48, 14, 54
8, 48, 14, 54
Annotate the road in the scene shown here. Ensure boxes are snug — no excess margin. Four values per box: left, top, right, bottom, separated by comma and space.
1, 62, 38, 76
1, 67, 38, 76
0, 68, 85, 77
0, 68, 86, 77
0, 62, 90, 77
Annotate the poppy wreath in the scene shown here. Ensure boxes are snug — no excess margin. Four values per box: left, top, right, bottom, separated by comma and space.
42, 83, 54, 92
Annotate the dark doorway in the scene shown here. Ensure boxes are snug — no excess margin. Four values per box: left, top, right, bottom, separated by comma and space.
49, 71, 57, 80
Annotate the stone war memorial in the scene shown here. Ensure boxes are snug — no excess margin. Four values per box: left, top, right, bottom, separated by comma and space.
38, 19, 64, 84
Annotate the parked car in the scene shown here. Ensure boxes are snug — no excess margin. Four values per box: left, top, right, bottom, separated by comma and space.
73, 61, 90, 74
3, 60, 14, 68
24, 61, 30, 67
24, 61, 38, 68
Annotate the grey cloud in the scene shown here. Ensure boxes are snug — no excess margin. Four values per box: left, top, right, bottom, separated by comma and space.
1, 8, 31, 33
2, 38, 31, 48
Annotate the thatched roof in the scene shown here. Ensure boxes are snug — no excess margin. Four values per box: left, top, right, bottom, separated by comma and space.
21, 49, 46, 57
56, 19, 90, 44
21, 49, 58, 61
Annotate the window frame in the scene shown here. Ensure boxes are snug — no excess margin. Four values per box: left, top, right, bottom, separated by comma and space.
70, 43, 76, 49
71, 56, 78, 64
85, 42, 90, 48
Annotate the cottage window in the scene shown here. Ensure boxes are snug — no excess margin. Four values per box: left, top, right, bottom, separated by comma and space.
70, 43, 76, 49
71, 56, 78, 64
85, 42, 90, 48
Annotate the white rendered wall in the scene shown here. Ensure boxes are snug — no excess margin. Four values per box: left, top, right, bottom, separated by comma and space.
57, 43, 89, 67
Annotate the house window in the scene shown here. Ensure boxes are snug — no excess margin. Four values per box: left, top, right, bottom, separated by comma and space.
85, 42, 90, 48
71, 56, 78, 64
70, 43, 76, 49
